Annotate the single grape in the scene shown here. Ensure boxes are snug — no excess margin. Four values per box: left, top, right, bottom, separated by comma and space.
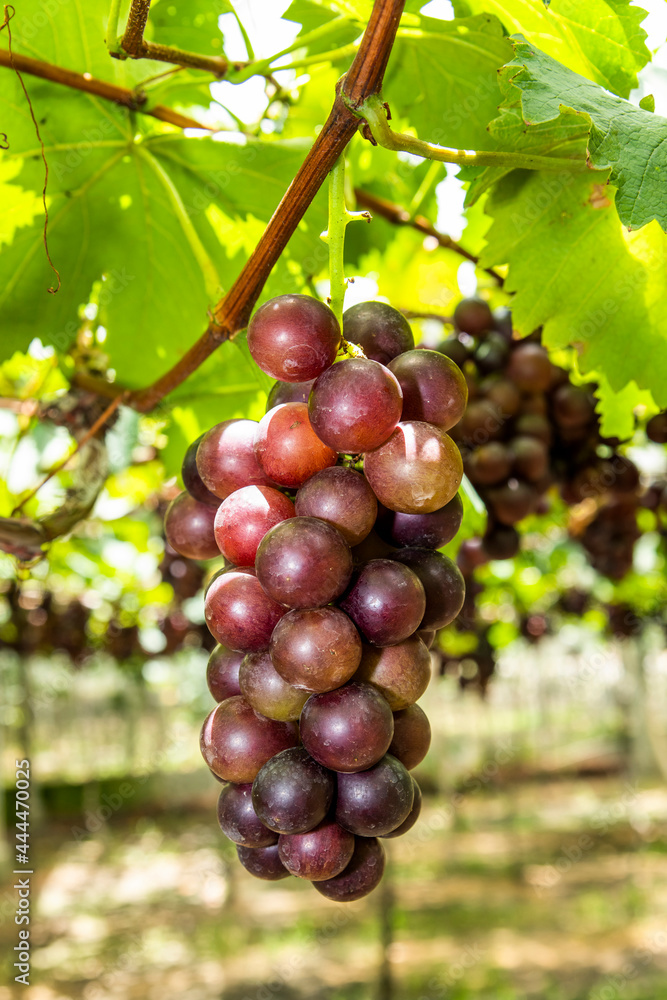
453, 297, 493, 337
181, 434, 220, 506
456, 537, 489, 575
252, 747, 334, 835
295, 467, 377, 546
236, 843, 290, 881
255, 516, 352, 609
336, 755, 413, 837
254, 402, 337, 488
196, 419, 274, 500
459, 399, 505, 445
466, 442, 512, 487
506, 343, 552, 392
374, 493, 463, 549
308, 358, 403, 453
205, 570, 285, 652
388, 704, 431, 770
206, 644, 243, 702
164, 492, 219, 561
216, 783, 277, 847
364, 421, 463, 514
482, 524, 520, 560
647, 412, 667, 444
480, 376, 521, 418
355, 635, 431, 709
394, 549, 466, 629
214, 485, 295, 566
200, 696, 298, 782
247, 294, 341, 382
266, 378, 316, 412
382, 778, 422, 838
510, 437, 548, 483
270, 607, 362, 692
342, 301, 414, 364
278, 820, 355, 881
314, 836, 385, 901
300, 682, 394, 773
339, 559, 425, 647
388, 349, 468, 431
436, 337, 469, 368
551, 384, 596, 429
239, 650, 310, 721
473, 332, 510, 374
485, 481, 538, 525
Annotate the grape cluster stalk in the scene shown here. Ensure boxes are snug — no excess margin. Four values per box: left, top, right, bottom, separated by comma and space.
164, 295, 467, 900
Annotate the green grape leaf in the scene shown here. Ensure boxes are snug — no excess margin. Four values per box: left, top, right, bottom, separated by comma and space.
452, 0, 650, 98
147, 0, 228, 56
593, 374, 655, 440
483, 40, 667, 231
479, 170, 667, 411
386, 14, 513, 151
0, 68, 327, 385
282, 0, 363, 52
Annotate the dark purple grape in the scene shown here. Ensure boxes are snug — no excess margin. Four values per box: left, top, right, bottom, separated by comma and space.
551, 384, 596, 428
436, 337, 469, 368
255, 516, 352, 609
388, 704, 431, 770
340, 559, 425, 646
254, 402, 337, 488
239, 650, 309, 721
200, 696, 298, 782
382, 778, 422, 838
206, 644, 243, 702
252, 747, 334, 835
486, 481, 538, 525
364, 421, 463, 514
205, 569, 285, 652
506, 343, 551, 392
336, 755, 413, 837
266, 378, 316, 412
236, 843, 290, 880
473, 332, 510, 373
278, 820, 355, 881
308, 358, 403, 453
375, 493, 463, 549
456, 537, 489, 575
314, 836, 385, 901
196, 419, 274, 499
453, 297, 493, 337
466, 442, 512, 486
647, 412, 667, 444
181, 435, 220, 506
295, 467, 377, 546
164, 492, 219, 561
270, 606, 361, 692
355, 635, 431, 709
482, 524, 520, 560
480, 376, 521, 418
510, 437, 548, 483
388, 349, 467, 432
217, 783, 277, 847
214, 486, 295, 566
342, 301, 414, 364
394, 549, 465, 629
459, 399, 505, 445
300, 682, 394, 773
247, 294, 340, 382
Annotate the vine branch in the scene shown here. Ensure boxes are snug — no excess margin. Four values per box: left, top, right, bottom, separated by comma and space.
115, 0, 231, 78
354, 188, 504, 285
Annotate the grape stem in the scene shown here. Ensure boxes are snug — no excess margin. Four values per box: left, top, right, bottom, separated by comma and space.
322, 156, 370, 328
352, 93, 592, 174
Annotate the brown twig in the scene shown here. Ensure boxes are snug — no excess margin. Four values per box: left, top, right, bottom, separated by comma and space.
11, 394, 124, 514
2, 5, 60, 292
72, 0, 406, 413
118, 0, 230, 78
354, 187, 504, 285
0, 48, 214, 130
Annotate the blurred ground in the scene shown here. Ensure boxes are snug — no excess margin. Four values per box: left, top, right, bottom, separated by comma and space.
1, 775, 666, 1000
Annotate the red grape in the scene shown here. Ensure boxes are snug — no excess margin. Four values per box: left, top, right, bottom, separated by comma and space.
314, 836, 385, 901
295, 466, 377, 546
364, 421, 463, 514
217, 783, 277, 847
355, 635, 431, 709
255, 516, 352, 609
200, 696, 298, 782
247, 294, 340, 382
388, 705, 431, 770
382, 778, 422, 838
375, 493, 463, 549
214, 485, 295, 566
308, 358, 403, 453
388, 349, 468, 431
252, 747, 334, 834
239, 650, 309, 721
266, 378, 316, 411
205, 569, 285, 652
278, 820, 354, 881
197, 419, 273, 499
336, 755, 413, 837
339, 559, 425, 646
394, 549, 465, 629
506, 343, 551, 392
236, 843, 289, 880
342, 301, 414, 364
453, 297, 493, 337
254, 402, 337, 487
206, 644, 243, 702
181, 435, 219, 506
270, 607, 361, 692
164, 492, 219, 561
300, 682, 394, 773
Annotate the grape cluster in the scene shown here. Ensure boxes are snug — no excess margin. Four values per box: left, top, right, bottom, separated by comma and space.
164, 295, 467, 901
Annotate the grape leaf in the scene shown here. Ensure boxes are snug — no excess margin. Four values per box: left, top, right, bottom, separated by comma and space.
147, 0, 228, 56
385, 14, 513, 151
593, 375, 655, 440
479, 170, 667, 420
452, 0, 650, 98
282, 0, 363, 51
489, 41, 667, 231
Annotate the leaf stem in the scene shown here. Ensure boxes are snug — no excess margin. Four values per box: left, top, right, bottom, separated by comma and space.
322, 157, 358, 326
106, 0, 123, 55
354, 93, 589, 173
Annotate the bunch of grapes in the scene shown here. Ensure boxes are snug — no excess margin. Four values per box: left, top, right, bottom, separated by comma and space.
164, 295, 467, 901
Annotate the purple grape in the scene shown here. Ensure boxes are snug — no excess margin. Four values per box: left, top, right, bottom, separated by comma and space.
252, 747, 334, 835
247, 294, 340, 382
216, 783, 277, 847
388, 349, 468, 431
388, 705, 431, 770
205, 569, 285, 652
255, 516, 352, 610
266, 378, 316, 412
200, 696, 298, 782
339, 559, 425, 646
270, 606, 362, 693
295, 466, 377, 546
375, 493, 463, 549
308, 358, 403, 454
236, 844, 290, 880
206, 644, 243, 702
164, 492, 219, 561
314, 836, 385, 901
181, 435, 220, 506
394, 549, 465, 629
300, 682, 394, 773
342, 301, 414, 364
382, 778, 422, 838
355, 635, 431, 709
239, 650, 309, 721
364, 421, 463, 514
278, 820, 355, 881
336, 754, 413, 836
